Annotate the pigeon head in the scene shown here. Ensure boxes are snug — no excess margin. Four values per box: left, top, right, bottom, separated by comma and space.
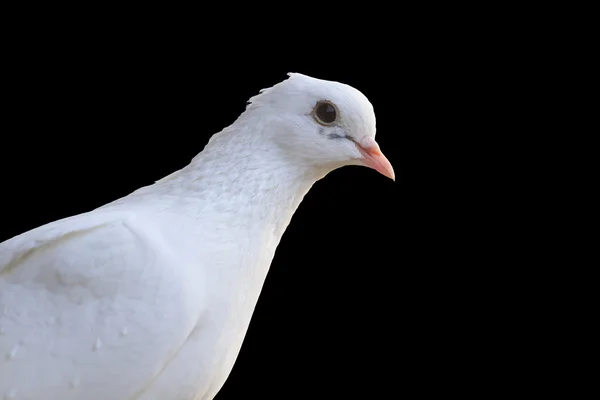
244, 73, 395, 180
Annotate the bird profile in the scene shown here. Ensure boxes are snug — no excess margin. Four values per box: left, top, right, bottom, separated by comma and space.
0, 73, 394, 400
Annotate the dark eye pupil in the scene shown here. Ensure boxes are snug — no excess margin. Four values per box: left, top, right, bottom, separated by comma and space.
316, 102, 336, 123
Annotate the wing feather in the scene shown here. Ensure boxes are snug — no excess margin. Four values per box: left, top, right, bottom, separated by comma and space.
0, 211, 203, 400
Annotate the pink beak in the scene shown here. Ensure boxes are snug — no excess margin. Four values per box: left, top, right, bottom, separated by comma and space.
352, 136, 395, 181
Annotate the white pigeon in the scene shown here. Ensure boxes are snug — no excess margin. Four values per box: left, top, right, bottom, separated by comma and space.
0, 73, 394, 400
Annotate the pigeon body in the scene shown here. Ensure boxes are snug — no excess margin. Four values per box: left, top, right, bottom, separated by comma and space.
0, 73, 393, 399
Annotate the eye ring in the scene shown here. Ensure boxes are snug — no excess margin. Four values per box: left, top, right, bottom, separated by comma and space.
312, 100, 339, 126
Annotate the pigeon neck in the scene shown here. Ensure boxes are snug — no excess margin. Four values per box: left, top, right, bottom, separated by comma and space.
152, 130, 322, 238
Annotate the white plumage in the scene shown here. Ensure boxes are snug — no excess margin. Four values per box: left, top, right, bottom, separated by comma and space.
0, 73, 394, 399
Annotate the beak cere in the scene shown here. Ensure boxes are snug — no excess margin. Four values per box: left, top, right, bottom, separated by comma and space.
352, 136, 395, 181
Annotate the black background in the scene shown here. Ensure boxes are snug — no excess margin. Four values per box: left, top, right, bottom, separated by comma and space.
0, 17, 540, 398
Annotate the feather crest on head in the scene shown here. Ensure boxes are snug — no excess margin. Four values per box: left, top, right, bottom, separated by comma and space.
245, 73, 313, 110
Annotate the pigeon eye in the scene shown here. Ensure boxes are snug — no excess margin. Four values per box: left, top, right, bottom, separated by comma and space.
313, 101, 338, 125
